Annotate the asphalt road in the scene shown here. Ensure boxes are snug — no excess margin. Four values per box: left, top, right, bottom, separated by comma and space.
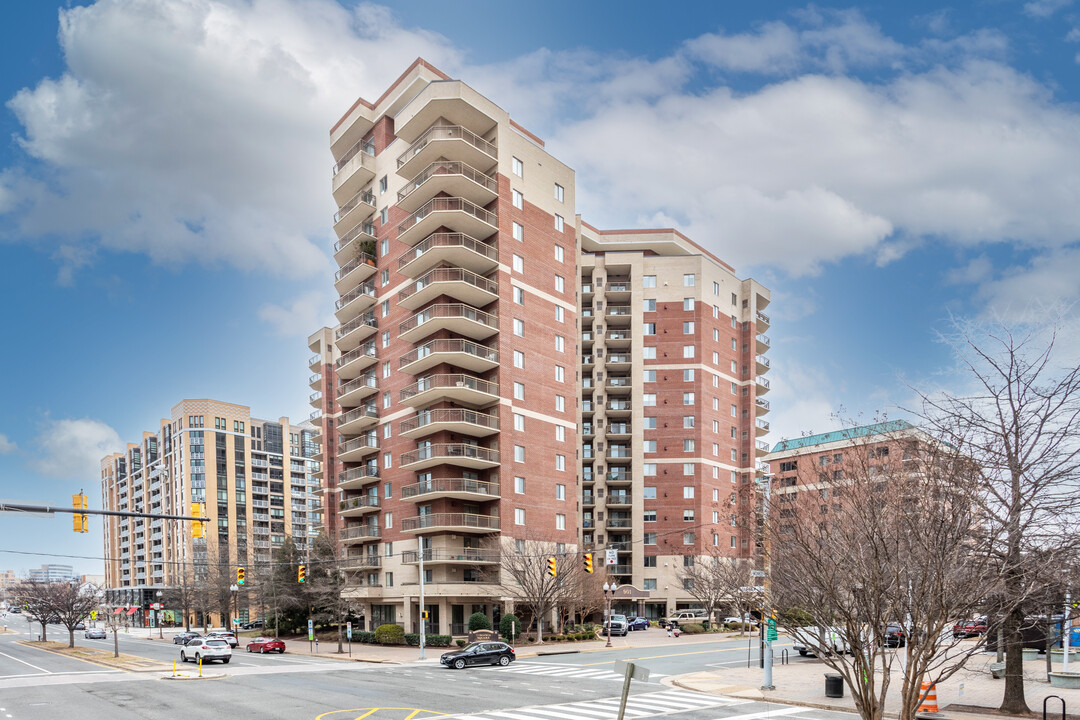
0, 624, 843, 720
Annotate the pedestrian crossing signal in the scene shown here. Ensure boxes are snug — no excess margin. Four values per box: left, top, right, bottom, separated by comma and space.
298, 564, 306, 583
547, 556, 557, 578
583, 552, 594, 574
72, 492, 89, 533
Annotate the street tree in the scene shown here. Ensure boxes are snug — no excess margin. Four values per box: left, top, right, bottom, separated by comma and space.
769, 425, 999, 720
161, 561, 197, 631
558, 563, 606, 631
306, 532, 350, 652
252, 536, 307, 637
678, 554, 757, 635
493, 537, 583, 643
49, 581, 100, 648
911, 320, 1080, 714
14, 580, 53, 642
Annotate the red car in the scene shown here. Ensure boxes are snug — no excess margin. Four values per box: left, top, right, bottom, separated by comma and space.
246, 636, 286, 654
953, 618, 988, 638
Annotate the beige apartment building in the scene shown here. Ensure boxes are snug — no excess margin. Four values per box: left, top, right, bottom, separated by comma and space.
100, 399, 321, 626
313, 58, 773, 631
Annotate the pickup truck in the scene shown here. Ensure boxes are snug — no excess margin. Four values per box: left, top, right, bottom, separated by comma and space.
660, 610, 710, 628
791, 626, 850, 656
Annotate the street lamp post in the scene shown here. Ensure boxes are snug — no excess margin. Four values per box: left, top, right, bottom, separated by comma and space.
230, 584, 239, 632
156, 590, 163, 639
602, 582, 615, 648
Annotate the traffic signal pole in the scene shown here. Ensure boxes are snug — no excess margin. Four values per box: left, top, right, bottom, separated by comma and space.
758, 477, 775, 691
0, 500, 206, 523
418, 535, 426, 660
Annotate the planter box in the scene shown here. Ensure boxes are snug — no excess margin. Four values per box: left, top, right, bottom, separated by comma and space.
989, 662, 1006, 679
1022, 649, 1040, 661
1051, 650, 1080, 663
1049, 671, 1080, 689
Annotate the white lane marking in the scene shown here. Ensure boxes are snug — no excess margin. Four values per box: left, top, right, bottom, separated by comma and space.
704, 708, 807, 720
0, 651, 49, 674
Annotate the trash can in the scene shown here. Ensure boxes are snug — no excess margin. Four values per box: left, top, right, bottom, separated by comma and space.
825, 673, 844, 698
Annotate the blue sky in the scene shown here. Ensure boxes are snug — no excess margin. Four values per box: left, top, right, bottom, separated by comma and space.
1, 0, 1078, 576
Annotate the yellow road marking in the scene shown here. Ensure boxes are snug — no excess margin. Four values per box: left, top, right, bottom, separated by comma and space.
315, 708, 447, 720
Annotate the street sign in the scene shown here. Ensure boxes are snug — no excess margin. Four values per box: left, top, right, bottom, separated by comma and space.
767, 618, 778, 641
307, 619, 314, 641
614, 659, 650, 681
605, 548, 618, 565
233, 618, 240, 626
750, 570, 766, 578
90, 611, 97, 620
739, 586, 766, 592
346, 621, 352, 640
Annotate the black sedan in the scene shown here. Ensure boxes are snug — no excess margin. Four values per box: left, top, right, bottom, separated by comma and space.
884, 623, 906, 648
440, 641, 515, 669
173, 631, 201, 645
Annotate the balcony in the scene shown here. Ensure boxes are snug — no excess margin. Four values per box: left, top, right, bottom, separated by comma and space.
397, 160, 498, 214
605, 331, 632, 349
607, 447, 632, 464
582, 423, 594, 438
333, 223, 377, 267
582, 355, 594, 368
338, 466, 378, 491
756, 397, 770, 414
756, 376, 771, 393
400, 444, 500, 472
756, 418, 770, 435
607, 564, 633, 575
338, 405, 378, 435
308, 391, 322, 408
333, 189, 376, 237
337, 375, 378, 408
336, 311, 378, 353
756, 439, 770, 456
399, 338, 499, 375
339, 434, 378, 463
606, 376, 632, 395
757, 309, 771, 329
309, 372, 321, 390
395, 124, 498, 178
339, 495, 379, 517
607, 471, 632, 485
400, 373, 499, 409
331, 139, 375, 204
756, 334, 771, 353
605, 305, 633, 324
339, 524, 380, 545
607, 423, 632, 437
605, 281, 631, 300
308, 353, 322, 370
335, 280, 377, 323
582, 494, 595, 506
341, 553, 381, 571
400, 408, 500, 439
401, 477, 500, 503
398, 303, 497, 344
398, 267, 497, 311
607, 493, 632, 507
396, 197, 498, 247
756, 354, 771, 374
605, 353, 632, 369
401, 512, 501, 534
606, 401, 632, 416
607, 517, 632, 529
397, 232, 498, 278
402, 548, 501, 565
336, 341, 377, 380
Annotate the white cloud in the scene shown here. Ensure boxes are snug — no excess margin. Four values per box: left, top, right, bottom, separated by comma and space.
0, 434, 17, 454
32, 418, 123, 479
3, 0, 460, 279
972, 246, 1080, 323
259, 290, 335, 336
1024, 0, 1073, 18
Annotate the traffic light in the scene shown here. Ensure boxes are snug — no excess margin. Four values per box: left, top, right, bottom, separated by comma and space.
421, 610, 429, 620
583, 552, 594, 574
192, 502, 204, 538
547, 556, 557, 578
298, 564, 306, 583
72, 492, 88, 533
236, 567, 245, 586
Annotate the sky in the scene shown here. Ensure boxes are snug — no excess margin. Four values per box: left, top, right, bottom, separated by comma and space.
1, 0, 1078, 576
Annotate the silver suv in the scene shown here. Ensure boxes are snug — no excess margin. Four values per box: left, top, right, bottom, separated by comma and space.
180, 637, 232, 664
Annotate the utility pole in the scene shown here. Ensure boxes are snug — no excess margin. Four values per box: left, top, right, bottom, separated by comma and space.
418, 535, 426, 660
757, 476, 775, 691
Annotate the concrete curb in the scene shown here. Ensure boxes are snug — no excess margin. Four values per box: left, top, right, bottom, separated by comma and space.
13, 639, 164, 673
160, 673, 227, 681
536, 650, 582, 657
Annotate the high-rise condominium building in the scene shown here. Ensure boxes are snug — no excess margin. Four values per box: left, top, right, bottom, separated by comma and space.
100, 399, 321, 626
314, 59, 771, 629
27, 564, 75, 583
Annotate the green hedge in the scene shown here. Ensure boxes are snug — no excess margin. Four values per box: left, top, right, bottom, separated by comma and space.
374, 624, 405, 645
468, 612, 491, 631
727, 622, 753, 631
680, 623, 706, 634
500, 613, 522, 642
404, 633, 452, 647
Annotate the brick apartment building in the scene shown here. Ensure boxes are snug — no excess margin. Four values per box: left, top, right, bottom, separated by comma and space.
100, 399, 320, 626
312, 59, 772, 630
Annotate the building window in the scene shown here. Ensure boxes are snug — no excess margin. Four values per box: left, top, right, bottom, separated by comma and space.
643, 440, 656, 452
644, 323, 656, 335
642, 275, 656, 289
683, 532, 695, 545
515, 508, 526, 525
644, 533, 657, 545
684, 368, 695, 381
643, 393, 656, 406
554, 183, 564, 202
379, 208, 388, 224
644, 463, 657, 476
556, 425, 565, 442
684, 392, 695, 405
684, 439, 695, 452
513, 318, 525, 337
555, 275, 564, 293
644, 370, 656, 383
643, 578, 657, 590
684, 297, 695, 310
513, 286, 525, 305
514, 445, 525, 462
713, 281, 720, 295
513, 254, 523, 272
643, 486, 657, 499
512, 190, 524, 209
513, 413, 525, 432
555, 365, 565, 382
555, 483, 565, 500
383, 392, 391, 409
555, 454, 566, 471
514, 382, 525, 400
684, 463, 695, 476
382, 361, 391, 378
385, 512, 393, 529
381, 268, 389, 286
683, 345, 694, 359
554, 244, 564, 262
385, 572, 393, 587
684, 274, 695, 287
379, 175, 388, 194
555, 306, 564, 323
556, 513, 566, 530
684, 486, 695, 499
513, 350, 525, 368
513, 222, 524, 241
554, 215, 564, 233
643, 347, 656, 359
515, 477, 525, 494
644, 299, 656, 312
644, 510, 656, 522
684, 321, 694, 334
556, 395, 565, 412
684, 509, 695, 522
555, 335, 565, 352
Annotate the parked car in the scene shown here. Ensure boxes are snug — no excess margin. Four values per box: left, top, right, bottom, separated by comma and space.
628, 616, 650, 631
180, 637, 232, 664
792, 626, 850, 656
603, 614, 629, 636
724, 615, 760, 628
661, 610, 710, 628
440, 641, 515, 669
884, 623, 906, 648
242, 620, 264, 630
173, 631, 201, 645
84, 627, 107, 639
74, 621, 86, 630
953, 618, 988, 639
246, 637, 286, 654
207, 631, 239, 648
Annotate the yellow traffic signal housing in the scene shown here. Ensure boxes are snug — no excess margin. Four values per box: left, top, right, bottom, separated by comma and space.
192, 502, 204, 538
236, 567, 245, 586
298, 564, 306, 583
583, 552, 594, 574
421, 610, 429, 619
72, 493, 88, 533
547, 556, 557, 578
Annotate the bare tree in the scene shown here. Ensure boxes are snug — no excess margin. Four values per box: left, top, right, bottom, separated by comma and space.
14, 580, 53, 642
559, 565, 606, 631
679, 554, 757, 634
494, 537, 583, 643
50, 582, 100, 648
910, 320, 1080, 714
162, 561, 197, 631
770, 426, 999, 720
306, 533, 350, 652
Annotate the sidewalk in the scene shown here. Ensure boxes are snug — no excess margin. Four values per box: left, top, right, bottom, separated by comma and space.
671, 653, 1080, 719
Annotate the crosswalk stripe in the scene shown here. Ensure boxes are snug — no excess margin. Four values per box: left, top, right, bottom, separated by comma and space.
433, 689, 747, 720
489, 709, 585, 720
647, 691, 731, 706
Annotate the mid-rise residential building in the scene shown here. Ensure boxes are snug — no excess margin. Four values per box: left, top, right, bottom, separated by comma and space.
314, 59, 774, 629
27, 564, 75, 583
100, 399, 321, 626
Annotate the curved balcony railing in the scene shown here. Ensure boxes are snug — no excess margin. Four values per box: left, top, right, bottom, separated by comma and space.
396, 125, 497, 169
400, 374, 499, 402
338, 466, 379, 484
401, 477, 500, 499
400, 444, 499, 466
401, 513, 501, 532
399, 338, 498, 369
332, 139, 374, 176
400, 409, 500, 434
398, 303, 496, 336
336, 312, 377, 342
339, 496, 379, 512
340, 406, 378, 425
337, 375, 377, 399
334, 189, 376, 224
333, 222, 376, 255
336, 281, 376, 310
398, 160, 497, 204
401, 549, 501, 564
396, 197, 497, 238
339, 525, 380, 542
336, 342, 377, 369
397, 232, 498, 271
398, 267, 497, 303
340, 435, 378, 454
